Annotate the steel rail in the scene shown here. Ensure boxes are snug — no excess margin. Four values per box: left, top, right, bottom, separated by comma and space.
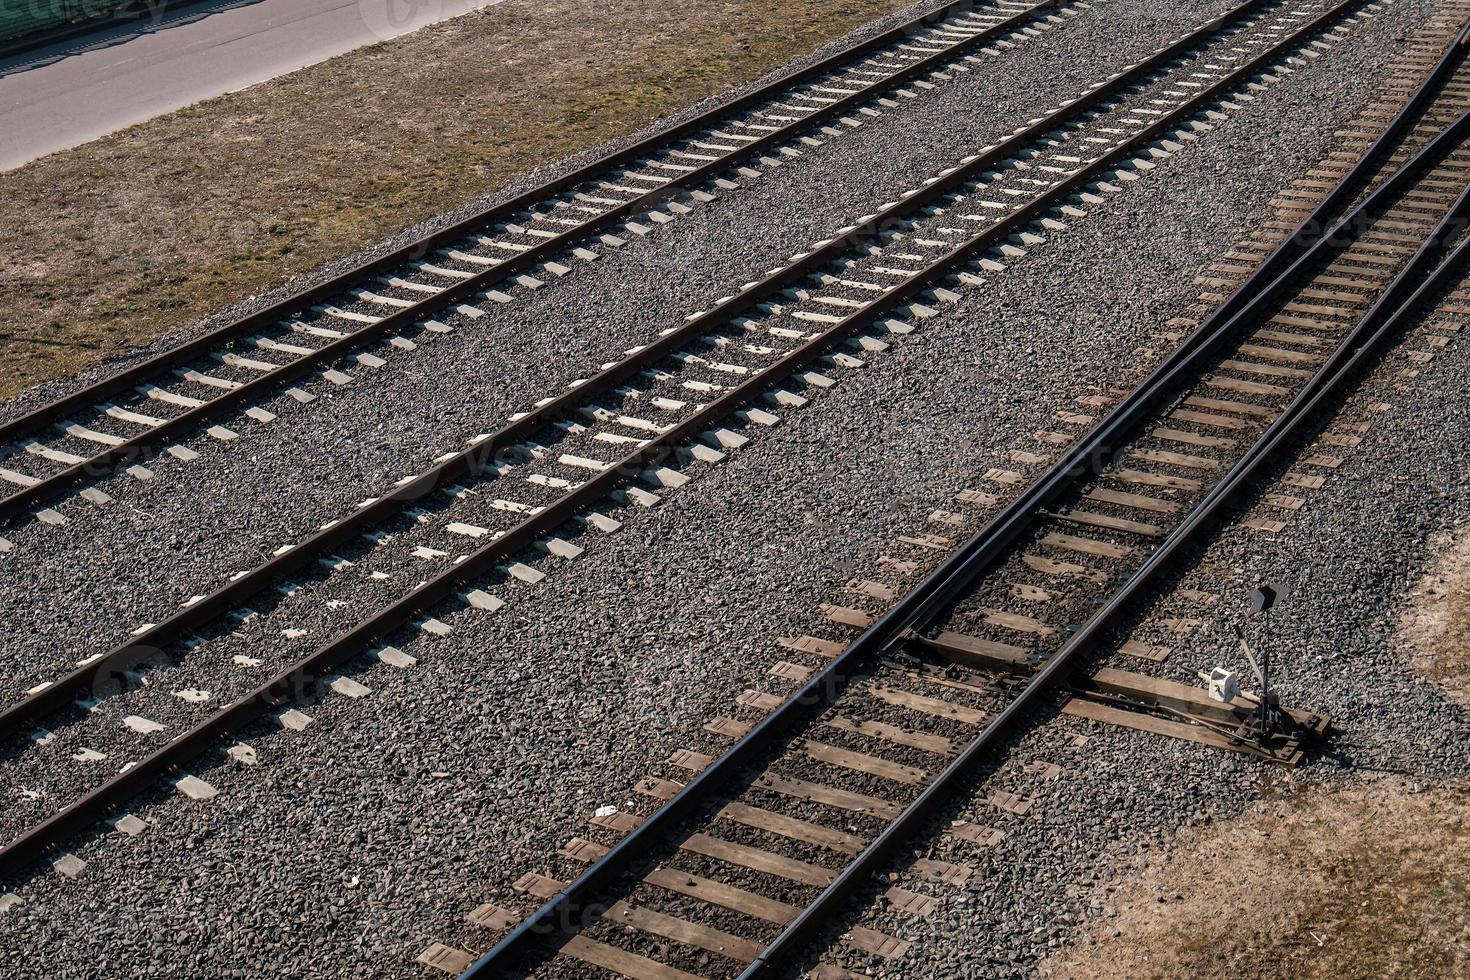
738, 114, 1470, 980
1203, 17, 1470, 330
0, 0, 1370, 887
1189, 175, 1470, 529
0, 0, 1058, 444
0, 0, 1377, 883
0, 0, 1066, 524
0, 0, 1305, 740
460, 71, 1470, 980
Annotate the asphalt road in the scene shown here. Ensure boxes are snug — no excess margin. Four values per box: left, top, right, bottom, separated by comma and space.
0, 0, 499, 171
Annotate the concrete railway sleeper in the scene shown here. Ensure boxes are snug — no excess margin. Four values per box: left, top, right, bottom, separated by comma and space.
0, 0, 1401, 738
435, 85, 1470, 980
0, 0, 1450, 894
0, 0, 1082, 530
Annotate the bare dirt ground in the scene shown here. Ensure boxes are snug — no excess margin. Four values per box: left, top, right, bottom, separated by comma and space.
1039, 778, 1470, 980
1400, 525, 1470, 706
0, 0, 915, 400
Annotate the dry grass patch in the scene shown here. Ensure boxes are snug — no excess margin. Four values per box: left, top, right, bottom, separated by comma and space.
1040, 779, 1470, 980
0, 0, 919, 400
1400, 526, 1470, 706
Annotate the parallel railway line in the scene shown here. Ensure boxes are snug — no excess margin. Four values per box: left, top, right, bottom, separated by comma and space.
0, 1, 1462, 977
1, 0, 1371, 713
419, 30, 1470, 979
0, 0, 1434, 884
0, 0, 1083, 533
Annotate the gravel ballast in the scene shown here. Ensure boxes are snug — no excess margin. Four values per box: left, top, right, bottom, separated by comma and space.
1, 0, 1241, 698
822, 240, 1470, 979
2, 0, 1463, 977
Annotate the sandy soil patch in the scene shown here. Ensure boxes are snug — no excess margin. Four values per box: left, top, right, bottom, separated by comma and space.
1040, 778, 1470, 980
0, 0, 917, 400
1399, 526, 1470, 707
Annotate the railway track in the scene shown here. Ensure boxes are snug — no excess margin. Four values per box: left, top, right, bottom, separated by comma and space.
0, 0, 1437, 883
414, 29, 1470, 980
0, 0, 1374, 718
0, 0, 1084, 534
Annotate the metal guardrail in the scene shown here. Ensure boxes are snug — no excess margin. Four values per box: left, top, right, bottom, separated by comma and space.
1, 0, 154, 53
